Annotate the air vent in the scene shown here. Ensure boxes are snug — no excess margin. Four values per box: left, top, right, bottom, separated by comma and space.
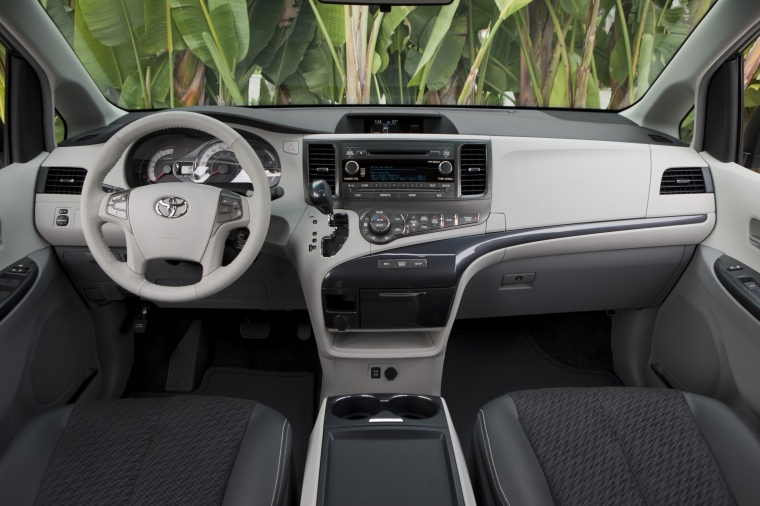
307, 144, 336, 194
649, 134, 675, 144
660, 168, 706, 195
43, 167, 87, 194
74, 133, 99, 143
459, 144, 487, 196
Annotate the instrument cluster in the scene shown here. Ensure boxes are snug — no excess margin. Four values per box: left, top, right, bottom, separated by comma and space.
126, 130, 281, 188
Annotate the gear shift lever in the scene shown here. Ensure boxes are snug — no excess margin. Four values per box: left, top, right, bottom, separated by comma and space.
309, 180, 334, 216
309, 180, 349, 257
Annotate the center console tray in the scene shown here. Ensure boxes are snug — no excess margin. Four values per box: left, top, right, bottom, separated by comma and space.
318, 394, 464, 506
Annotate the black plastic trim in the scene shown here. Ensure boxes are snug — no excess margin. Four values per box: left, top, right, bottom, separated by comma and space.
8, 55, 46, 163
0, 257, 38, 322
713, 254, 760, 321
323, 215, 708, 290
703, 56, 743, 163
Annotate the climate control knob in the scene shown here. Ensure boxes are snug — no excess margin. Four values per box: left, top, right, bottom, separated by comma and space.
438, 160, 453, 175
369, 214, 391, 234
344, 160, 360, 175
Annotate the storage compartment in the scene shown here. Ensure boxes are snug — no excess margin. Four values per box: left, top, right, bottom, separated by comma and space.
319, 394, 464, 506
457, 246, 694, 318
322, 430, 458, 506
360, 288, 454, 329
323, 287, 455, 330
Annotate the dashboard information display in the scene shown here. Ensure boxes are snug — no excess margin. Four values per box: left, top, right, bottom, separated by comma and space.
346, 160, 453, 184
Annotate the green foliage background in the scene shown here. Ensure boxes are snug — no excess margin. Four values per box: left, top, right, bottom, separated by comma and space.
34, 0, 720, 111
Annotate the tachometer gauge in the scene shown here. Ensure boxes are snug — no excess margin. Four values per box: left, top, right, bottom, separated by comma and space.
147, 147, 180, 183
196, 141, 242, 183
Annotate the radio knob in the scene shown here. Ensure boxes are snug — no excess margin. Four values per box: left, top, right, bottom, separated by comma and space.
344, 160, 360, 175
369, 214, 391, 234
438, 160, 453, 175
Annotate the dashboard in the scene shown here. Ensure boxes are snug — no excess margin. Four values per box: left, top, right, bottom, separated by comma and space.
33, 106, 718, 396
35, 107, 716, 334
124, 129, 281, 188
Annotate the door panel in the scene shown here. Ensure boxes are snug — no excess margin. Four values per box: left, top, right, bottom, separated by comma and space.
700, 153, 760, 270
650, 154, 760, 428
0, 157, 100, 447
0, 154, 49, 270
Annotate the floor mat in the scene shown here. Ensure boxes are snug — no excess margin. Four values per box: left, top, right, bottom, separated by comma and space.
195, 368, 315, 487
442, 328, 621, 465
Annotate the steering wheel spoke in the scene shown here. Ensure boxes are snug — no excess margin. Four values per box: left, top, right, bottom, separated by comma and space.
200, 191, 252, 276
98, 190, 133, 231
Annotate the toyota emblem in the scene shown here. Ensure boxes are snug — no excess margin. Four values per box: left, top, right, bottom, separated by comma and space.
155, 197, 189, 218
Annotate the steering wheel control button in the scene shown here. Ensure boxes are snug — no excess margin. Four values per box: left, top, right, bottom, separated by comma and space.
154, 196, 188, 218
216, 192, 243, 223
106, 192, 130, 220
55, 215, 69, 227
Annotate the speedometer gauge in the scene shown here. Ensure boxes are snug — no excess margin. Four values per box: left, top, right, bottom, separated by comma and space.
196, 141, 242, 183
147, 147, 180, 183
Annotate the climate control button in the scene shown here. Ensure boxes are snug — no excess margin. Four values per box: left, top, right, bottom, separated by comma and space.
369, 214, 391, 234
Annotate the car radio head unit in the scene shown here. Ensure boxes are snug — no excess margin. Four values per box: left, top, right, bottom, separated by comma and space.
340, 143, 458, 200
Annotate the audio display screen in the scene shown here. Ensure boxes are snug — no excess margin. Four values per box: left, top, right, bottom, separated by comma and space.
344, 159, 454, 184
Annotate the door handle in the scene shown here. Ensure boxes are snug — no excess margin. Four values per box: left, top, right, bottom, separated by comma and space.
750, 218, 760, 250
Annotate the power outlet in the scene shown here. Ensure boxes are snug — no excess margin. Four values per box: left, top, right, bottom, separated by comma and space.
369, 363, 398, 380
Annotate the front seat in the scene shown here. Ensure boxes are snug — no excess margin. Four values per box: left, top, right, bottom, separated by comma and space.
0, 396, 292, 506
473, 387, 760, 506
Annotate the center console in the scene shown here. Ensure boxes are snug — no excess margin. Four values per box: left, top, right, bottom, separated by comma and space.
302, 394, 475, 506
304, 139, 492, 332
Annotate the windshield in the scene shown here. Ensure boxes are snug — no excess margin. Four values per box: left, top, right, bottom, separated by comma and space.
40, 0, 714, 110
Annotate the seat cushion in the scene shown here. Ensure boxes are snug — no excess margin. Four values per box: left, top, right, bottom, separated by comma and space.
0, 396, 291, 506
473, 387, 760, 506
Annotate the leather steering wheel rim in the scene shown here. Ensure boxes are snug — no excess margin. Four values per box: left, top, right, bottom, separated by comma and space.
80, 111, 271, 303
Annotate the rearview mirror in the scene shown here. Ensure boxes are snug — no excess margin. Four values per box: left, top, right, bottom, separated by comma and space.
319, 0, 452, 5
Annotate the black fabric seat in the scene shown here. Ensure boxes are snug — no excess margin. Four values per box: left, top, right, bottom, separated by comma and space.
0, 396, 292, 506
473, 387, 760, 506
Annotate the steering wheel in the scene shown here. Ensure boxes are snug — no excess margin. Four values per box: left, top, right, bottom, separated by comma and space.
81, 111, 271, 303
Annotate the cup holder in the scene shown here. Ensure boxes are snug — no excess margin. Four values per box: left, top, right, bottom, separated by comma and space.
331, 396, 383, 420
386, 395, 439, 420
331, 395, 440, 421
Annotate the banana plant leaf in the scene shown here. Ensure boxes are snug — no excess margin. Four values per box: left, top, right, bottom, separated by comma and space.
142, 0, 186, 55
408, 0, 460, 85
171, 0, 243, 71
242, 0, 281, 64
424, 14, 468, 91
262, 3, 317, 86
79, 0, 144, 47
